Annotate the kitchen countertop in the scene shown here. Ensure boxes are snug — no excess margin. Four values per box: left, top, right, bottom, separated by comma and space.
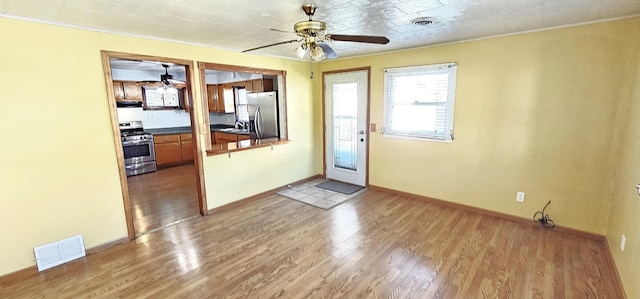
145, 126, 191, 135
146, 124, 250, 135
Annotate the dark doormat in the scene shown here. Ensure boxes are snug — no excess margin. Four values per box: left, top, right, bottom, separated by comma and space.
315, 180, 364, 195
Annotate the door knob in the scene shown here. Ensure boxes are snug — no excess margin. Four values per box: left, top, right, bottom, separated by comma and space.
359, 130, 365, 134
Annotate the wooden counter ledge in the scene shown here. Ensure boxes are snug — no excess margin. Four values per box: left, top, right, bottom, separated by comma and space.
207, 138, 289, 156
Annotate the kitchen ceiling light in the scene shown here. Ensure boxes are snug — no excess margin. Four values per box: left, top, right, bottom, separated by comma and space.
309, 43, 326, 61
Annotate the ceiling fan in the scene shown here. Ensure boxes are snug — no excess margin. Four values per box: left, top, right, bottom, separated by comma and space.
160, 64, 184, 85
242, 4, 390, 61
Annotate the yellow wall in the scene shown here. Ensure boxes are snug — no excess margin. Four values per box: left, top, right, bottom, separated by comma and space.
606, 27, 640, 297
0, 17, 320, 276
318, 18, 640, 234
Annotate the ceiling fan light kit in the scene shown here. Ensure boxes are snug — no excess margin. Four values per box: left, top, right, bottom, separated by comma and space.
242, 3, 390, 61
293, 43, 308, 59
309, 43, 326, 61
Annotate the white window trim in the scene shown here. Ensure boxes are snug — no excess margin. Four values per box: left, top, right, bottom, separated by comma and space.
382, 63, 457, 143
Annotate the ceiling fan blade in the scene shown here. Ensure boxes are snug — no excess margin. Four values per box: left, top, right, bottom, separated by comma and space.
242, 39, 301, 53
318, 42, 338, 59
328, 34, 390, 44
270, 28, 294, 34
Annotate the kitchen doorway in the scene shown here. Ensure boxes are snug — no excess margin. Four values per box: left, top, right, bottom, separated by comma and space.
323, 68, 370, 187
102, 51, 207, 239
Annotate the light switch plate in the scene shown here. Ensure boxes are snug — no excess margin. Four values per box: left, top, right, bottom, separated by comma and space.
516, 192, 525, 202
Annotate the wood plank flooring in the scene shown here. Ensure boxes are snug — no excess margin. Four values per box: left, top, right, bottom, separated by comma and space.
127, 164, 200, 235
0, 189, 624, 298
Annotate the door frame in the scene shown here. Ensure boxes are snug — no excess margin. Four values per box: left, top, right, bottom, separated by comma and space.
101, 51, 208, 240
321, 67, 371, 186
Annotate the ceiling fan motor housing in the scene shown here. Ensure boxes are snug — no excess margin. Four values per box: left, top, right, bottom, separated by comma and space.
294, 21, 327, 35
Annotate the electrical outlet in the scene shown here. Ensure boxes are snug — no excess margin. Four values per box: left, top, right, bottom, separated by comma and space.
621, 234, 626, 251
516, 192, 525, 202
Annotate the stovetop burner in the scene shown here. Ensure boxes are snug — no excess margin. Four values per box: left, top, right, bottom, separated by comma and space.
121, 131, 150, 137
119, 120, 153, 141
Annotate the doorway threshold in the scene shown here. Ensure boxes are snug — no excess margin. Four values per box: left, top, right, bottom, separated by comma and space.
135, 214, 200, 237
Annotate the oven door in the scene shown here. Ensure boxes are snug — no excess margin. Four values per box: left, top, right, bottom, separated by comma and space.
122, 139, 156, 165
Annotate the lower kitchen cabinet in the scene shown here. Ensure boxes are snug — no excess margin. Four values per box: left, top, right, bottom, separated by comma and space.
214, 132, 249, 144
155, 142, 182, 167
180, 133, 194, 162
154, 133, 194, 168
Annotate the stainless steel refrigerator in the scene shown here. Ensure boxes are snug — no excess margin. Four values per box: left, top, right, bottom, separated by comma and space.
244, 91, 279, 139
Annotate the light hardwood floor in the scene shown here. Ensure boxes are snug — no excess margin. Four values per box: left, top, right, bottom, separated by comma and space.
0, 189, 624, 298
127, 164, 200, 235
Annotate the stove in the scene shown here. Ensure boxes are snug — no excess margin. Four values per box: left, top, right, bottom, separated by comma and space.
119, 121, 157, 176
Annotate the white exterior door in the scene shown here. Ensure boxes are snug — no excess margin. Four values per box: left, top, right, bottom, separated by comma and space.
324, 70, 368, 186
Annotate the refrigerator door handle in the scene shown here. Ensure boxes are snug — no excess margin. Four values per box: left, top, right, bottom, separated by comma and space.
255, 106, 262, 139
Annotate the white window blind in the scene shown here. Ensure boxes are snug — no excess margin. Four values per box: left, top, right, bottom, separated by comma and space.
383, 63, 457, 142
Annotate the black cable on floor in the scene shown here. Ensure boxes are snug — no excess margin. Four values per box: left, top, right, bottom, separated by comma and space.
533, 200, 555, 228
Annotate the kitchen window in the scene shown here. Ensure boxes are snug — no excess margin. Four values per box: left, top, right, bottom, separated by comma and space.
383, 63, 457, 142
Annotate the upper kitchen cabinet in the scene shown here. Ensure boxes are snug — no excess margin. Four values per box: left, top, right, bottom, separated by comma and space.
113, 81, 143, 102
220, 85, 235, 113
206, 84, 234, 113
244, 80, 254, 92
251, 78, 274, 93
206, 84, 219, 112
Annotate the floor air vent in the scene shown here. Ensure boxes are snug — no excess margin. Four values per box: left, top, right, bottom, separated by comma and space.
34, 234, 86, 271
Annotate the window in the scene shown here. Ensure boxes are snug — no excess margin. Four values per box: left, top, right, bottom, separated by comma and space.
383, 63, 457, 142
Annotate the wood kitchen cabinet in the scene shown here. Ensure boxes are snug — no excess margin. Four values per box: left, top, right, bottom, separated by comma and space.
207, 84, 234, 113
180, 133, 194, 163
113, 81, 143, 102
154, 133, 194, 168
214, 132, 250, 144
243, 80, 254, 92
206, 84, 219, 112
180, 88, 190, 112
154, 134, 181, 167
219, 85, 235, 113
250, 78, 274, 93
250, 79, 262, 93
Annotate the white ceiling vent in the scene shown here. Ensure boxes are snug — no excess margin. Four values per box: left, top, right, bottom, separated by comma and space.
410, 17, 438, 26
34, 235, 86, 272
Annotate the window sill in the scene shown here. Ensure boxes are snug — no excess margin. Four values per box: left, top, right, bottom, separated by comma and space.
206, 138, 290, 156
382, 133, 452, 143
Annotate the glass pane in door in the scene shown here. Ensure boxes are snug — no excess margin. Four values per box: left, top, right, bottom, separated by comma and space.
332, 82, 358, 171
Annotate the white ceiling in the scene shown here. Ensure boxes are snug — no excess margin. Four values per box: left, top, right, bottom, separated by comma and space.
3, 0, 640, 60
